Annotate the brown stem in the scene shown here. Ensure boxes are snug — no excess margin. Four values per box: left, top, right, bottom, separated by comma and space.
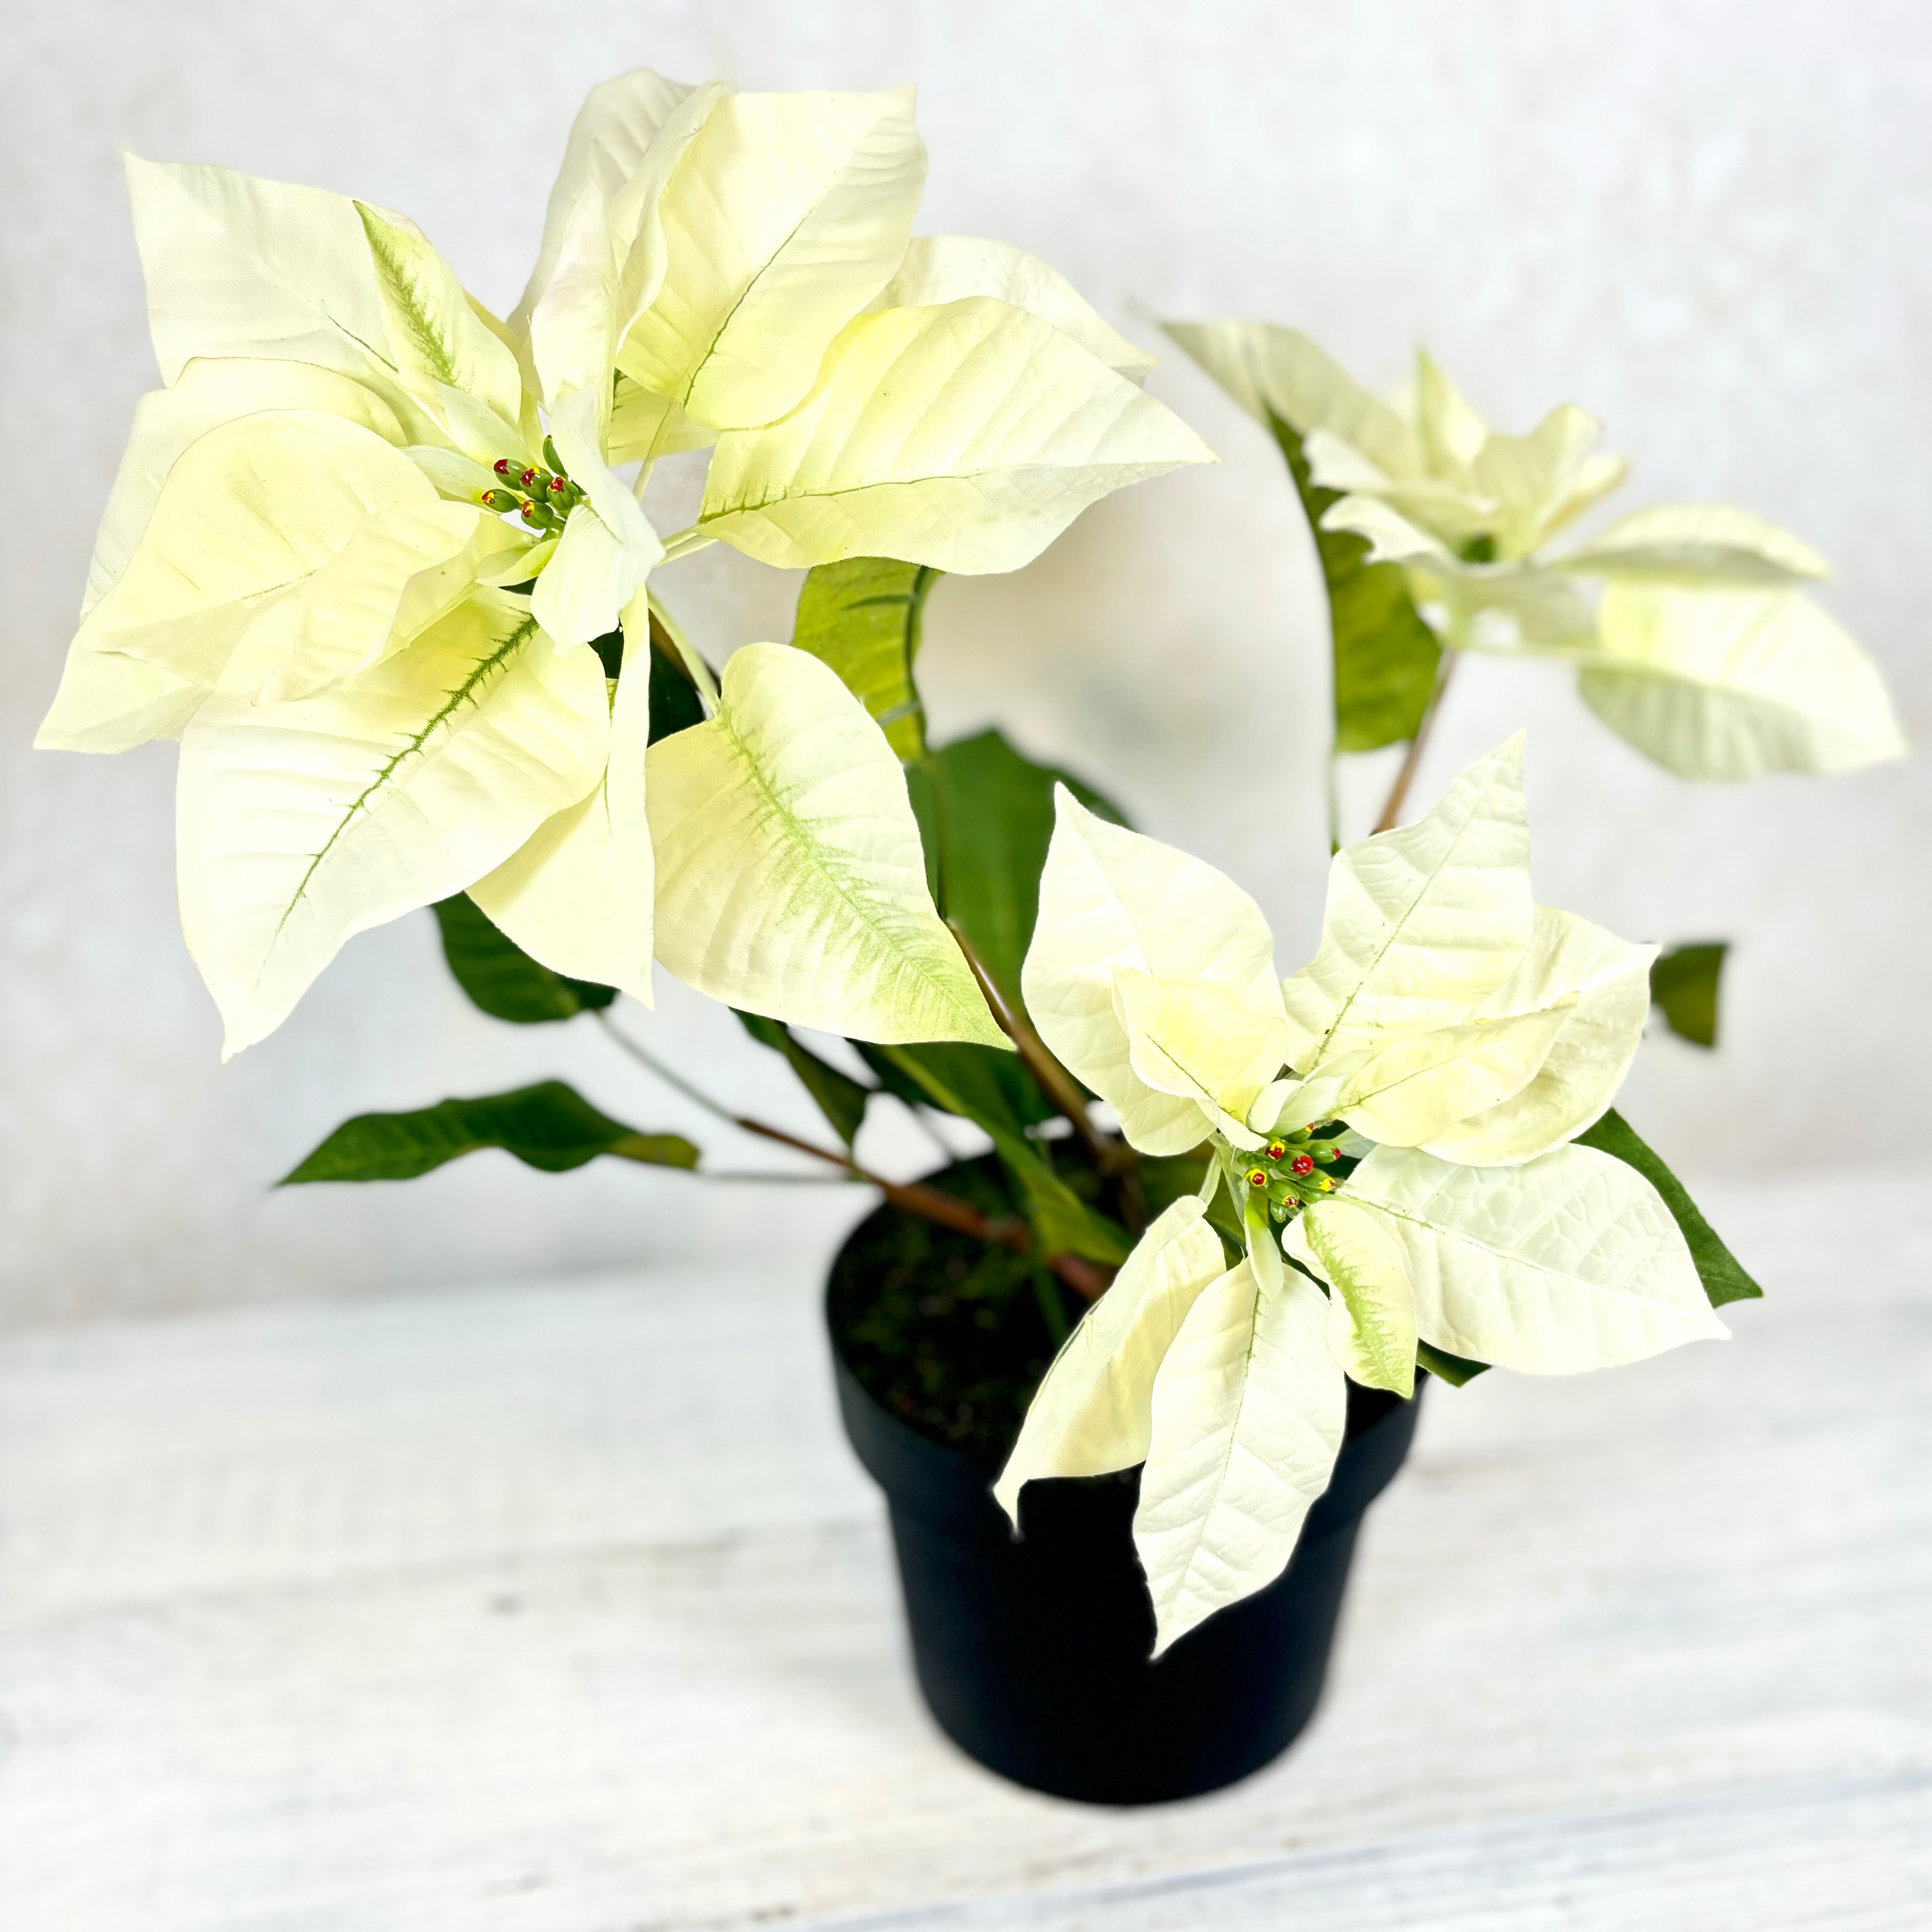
732, 1114, 1108, 1302
945, 918, 1112, 1165
592, 1011, 1109, 1299
1373, 650, 1461, 834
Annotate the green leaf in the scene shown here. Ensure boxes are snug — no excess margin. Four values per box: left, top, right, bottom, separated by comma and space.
431, 894, 615, 1023
1138, 1151, 1215, 1221
902, 755, 944, 904
588, 625, 624, 681
855, 1039, 1056, 1129
1651, 942, 1727, 1049
280, 1080, 699, 1183
736, 1012, 872, 1147
1269, 412, 1441, 753
1416, 1340, 1489, 1386
790, 557, 939, 760
861, 1042, 1129, 1265
1574, 1107, 1763, 1307
923, 729, 1128, 1010
646, 627, 706, 744
1008, 1166, 1131, 1267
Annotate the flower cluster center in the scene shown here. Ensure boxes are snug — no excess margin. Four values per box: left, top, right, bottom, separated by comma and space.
479, 436, 585, 534
1238, 1124, 1343, 1223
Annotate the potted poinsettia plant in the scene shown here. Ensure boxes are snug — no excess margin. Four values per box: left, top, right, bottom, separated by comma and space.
38, 68, 1903, 1809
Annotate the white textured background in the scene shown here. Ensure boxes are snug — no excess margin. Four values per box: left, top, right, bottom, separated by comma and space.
3, 1, 1926, 1326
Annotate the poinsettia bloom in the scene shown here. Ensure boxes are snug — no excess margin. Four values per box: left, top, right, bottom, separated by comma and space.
1166, 322, 1906, 782
37, 68, 1210, 1056
998, 736, 1727, 1652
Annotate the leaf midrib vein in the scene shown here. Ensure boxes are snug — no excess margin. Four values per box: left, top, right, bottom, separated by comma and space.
274, 615, 536, 938
713, 696, 977, 1030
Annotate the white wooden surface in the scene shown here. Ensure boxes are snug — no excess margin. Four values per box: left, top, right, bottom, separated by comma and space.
3, 1173, 1929, 1930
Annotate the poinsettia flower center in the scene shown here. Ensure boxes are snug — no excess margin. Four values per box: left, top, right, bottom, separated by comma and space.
479, 436, 587, 533
1225, 1122, 1347, 1223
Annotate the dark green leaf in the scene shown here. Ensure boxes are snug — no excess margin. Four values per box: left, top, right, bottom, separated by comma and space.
1268, 413, 1441, 752
902, 754, 944, 905
791, 557, 940, 759
862, 1042, 1129, 1265
588, 624, 624, 681
647, 629, 706, 744
280, 1080, 699, 1184
432, 895, 615, 1023
1201, 1186, 1246, 1258
1138, 1151, 1214, 1220
1006, 1162, 1130, 1266
853, 1039, 933, 1113
855, 1039, 1056, 1130
922, 729, 1128, 1010
736, 1012, 873, 1146
585, 615, 701, 746
1651, 942, 1727, 1049
1416, 1341, 1490, 1387
1574, 1107, 1763, 1306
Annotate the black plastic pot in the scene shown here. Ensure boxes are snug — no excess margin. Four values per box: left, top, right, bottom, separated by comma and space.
828, 1266, 1423, 1806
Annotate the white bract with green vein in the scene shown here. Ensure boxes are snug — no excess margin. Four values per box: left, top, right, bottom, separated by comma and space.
38, 67, 1209, 1055
998, 735, 1728, 1652
1167, 322, 1906, 782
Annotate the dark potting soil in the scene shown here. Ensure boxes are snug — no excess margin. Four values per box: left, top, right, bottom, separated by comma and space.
828, 1155, 1067, 1471
827, 1153, 1406, 1473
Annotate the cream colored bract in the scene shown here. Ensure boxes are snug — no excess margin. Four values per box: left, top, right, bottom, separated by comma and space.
1167, 321, 1906, 782
37, 68, 1209, 1054
1000, 737, 1727, 1651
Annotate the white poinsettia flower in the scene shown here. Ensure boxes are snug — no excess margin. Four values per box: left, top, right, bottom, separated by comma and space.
1001, 733, 1727, 1653
37, 68, 1209, 1056
1165, 321, 1907, 781
513, 71, 1212, 572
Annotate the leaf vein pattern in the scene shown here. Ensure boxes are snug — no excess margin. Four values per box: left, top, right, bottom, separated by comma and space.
360, 218, 459, 388
275, 614, 537, 936
1315, 793, 1488, 1064
1355, 1193, 1672, 1314
710, 698, 975, 1027
1153, 1276, 1262, 1617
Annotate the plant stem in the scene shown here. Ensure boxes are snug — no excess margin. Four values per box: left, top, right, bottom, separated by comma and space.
657, 527, 716, 566
945, 918, 1112, 1166
698, 1172, 852, 1185
734, 1109, 1108, 1299
1373, 648, 1461, 834
593, 1009, 738, 1122
593, 1009, 1109, 1301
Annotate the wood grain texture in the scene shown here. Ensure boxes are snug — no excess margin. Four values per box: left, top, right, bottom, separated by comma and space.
2, 1173, 1928, 1929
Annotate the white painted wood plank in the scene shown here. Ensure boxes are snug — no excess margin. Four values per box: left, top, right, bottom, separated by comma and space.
1, 1174, 1927, 1930
0, 1263, 875, 1621
791, 1774, 1932, 1929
